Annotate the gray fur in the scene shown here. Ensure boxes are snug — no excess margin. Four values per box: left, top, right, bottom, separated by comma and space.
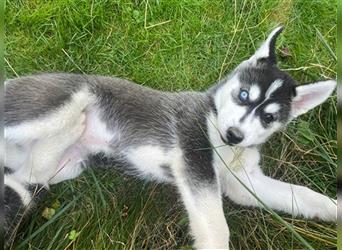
3, 66, 296, 184
5, 73, 85, 126
5, 73, 216, 184
86, 74, 216, 183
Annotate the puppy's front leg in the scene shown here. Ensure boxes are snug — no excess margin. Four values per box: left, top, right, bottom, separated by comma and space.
223, 161, 336, 222
173, 145, 229, 249
177, 179, 229, 249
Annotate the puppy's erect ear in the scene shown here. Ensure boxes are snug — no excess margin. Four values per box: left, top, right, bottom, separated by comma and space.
248, 26, 283, 65
290, 80, 336, 118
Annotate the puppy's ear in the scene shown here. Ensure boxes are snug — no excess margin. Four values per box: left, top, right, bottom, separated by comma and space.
290, 80, 336, 118
248, 26, 283, 65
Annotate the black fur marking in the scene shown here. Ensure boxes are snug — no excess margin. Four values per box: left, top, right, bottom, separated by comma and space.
27, 184, 48, 203
4, 185, 25, 245
160, 164, 174, 179
239, 105, 254, 123
4, 183, 48, 247
89, 76, 176, 148
238, 66, 296, 124
88, 153, 152, 179
176, 99, 216, 188
258, 27, 283, 65
88, 153, 133, 170
208, 95, 218, 115
4, 167, 13, 175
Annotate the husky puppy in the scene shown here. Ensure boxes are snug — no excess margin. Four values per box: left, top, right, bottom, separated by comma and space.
5, 27, 336, 249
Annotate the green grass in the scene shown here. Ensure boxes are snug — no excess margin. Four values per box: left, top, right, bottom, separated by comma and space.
5, 0, 336, 249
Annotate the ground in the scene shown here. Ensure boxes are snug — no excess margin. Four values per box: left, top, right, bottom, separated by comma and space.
5, 0, 336, 249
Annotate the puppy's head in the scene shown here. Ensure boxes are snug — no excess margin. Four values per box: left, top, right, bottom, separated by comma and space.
213, 27, 336, 147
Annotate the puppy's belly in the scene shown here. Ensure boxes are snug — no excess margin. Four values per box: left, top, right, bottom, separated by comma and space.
5, 142, 32, 171
55, 127, 112, 172
53, 107, 113, 182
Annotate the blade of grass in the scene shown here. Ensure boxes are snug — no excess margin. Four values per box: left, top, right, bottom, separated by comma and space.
315, 27, 337, 62
18, 195, 81, 248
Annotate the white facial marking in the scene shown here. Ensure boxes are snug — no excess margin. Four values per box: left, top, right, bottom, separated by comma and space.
238, 113, 282, 147
265, 79, 283, 99
249, 85, 261, 102
214, 74, 240, 109
264, 103, 280, 113
214, 74, 247, 136
213, 75, 285, 147
248, 79, 283, 118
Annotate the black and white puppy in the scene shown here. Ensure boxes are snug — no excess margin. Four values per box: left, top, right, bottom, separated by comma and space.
4, 27, 336, 249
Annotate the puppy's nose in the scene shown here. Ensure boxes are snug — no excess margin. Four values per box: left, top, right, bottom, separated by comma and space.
226, 127, 244, 145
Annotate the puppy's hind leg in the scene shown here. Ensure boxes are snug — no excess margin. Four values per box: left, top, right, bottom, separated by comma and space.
49, 143, 88, 184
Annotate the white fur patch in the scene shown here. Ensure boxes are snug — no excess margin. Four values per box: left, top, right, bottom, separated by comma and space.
5, 142, 31, 171
265, 79, 283, 99
125, 145, 182, 182
5, 89, 94, 184
214, 74, 240, 110
80, 106, 117, 153
180, 187, 229, 249
249, 85, 261, 102
214, 74, 248, 140
264, 103, 280, 113
126, 145, 167, 178
206, 112, 235, 162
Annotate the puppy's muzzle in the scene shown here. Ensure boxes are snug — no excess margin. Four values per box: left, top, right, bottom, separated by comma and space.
225, 127, 244, 145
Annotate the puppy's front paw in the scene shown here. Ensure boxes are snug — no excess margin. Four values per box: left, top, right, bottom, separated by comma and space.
312, 196, 336, 222
324, 199, 337, 222
299, 187, 336, 222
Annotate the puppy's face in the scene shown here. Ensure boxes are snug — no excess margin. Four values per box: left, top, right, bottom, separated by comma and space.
213, 27, 336, 147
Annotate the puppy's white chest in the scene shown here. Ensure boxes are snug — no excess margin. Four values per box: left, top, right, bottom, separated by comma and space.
124, 145, 180, 182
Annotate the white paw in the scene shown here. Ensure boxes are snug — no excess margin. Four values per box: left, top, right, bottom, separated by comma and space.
323, 199, 337, 222
298, 187, 336, 222
306, 195, 336, 222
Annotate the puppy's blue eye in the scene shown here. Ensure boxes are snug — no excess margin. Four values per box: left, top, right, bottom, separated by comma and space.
239, 90, 249, 102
